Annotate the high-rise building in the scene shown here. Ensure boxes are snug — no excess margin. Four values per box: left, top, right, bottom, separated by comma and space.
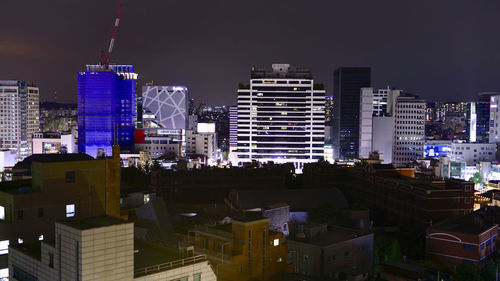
466, 101, 490, 143
0, 80, 40, 160
333, 67, 371, 161
489, 95, 500, 144
236, 64, 325, 170
393, 94, 426, 167
358, 88, 425, 166
77, 65, 137, 158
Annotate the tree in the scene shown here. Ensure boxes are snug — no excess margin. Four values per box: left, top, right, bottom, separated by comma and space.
369, 151, 380, 160
455, 262, 482, 281
151, 159, 163, 172
388, 240, 402, 262
469, 172, 483, 185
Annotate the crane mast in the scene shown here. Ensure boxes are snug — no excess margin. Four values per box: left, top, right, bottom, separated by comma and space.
100, 4, 123, 69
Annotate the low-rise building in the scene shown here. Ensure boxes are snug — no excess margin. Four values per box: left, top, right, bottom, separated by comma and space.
287, 223, 373, 280
32, 133, 76, 154
186, 123, 218, 166
190, 215, 290, 281
9, 216, 216, 281
449, 142, 496, 165
426, 207, 499, 266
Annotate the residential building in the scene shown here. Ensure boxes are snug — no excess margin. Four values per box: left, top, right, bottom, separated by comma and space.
287, 223, 373, 280
78, 65, 137, 158
0, 146, 121, 279
190, 215, 290, 281
237, 64, 325, 170
186, 123, 218, 165
0, 80, 40, 160
333, 67, 371, 161
32, 133, 76, 154
449, 142, 496, 165
466, 101, 490, 143
426, 207, 499, 266
8, 216, 216, 281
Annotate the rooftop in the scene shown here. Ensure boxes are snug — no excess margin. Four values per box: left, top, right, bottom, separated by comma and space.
291, 226, 367, 247
250, 64, 313, 79
11, 242, 41, 261
60, 216, 130, 230
14, 153, 95, 170
431, 207, 500, 235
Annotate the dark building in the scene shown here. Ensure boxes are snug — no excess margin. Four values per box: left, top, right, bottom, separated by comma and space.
466, 101, 490, 143
333, 67, 371, 161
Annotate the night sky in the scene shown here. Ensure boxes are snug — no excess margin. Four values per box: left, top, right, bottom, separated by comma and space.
2, 1, 500, 105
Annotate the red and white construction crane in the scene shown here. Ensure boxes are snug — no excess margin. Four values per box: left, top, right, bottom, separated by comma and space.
100, 4, 123, 69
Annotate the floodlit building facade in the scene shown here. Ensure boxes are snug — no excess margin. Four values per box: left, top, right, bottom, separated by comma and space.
0, 80, 40, 160
466, 101, 490, 143
236, 64, 325, 170
78, 65, 137, 158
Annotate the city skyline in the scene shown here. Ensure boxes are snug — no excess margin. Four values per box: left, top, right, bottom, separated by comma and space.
2, 1, 500, 104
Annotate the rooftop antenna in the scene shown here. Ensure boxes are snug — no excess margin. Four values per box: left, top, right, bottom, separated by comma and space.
100, 4, 123, 69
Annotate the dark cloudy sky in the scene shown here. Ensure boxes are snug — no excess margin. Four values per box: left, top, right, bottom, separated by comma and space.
1, 1, 500, 105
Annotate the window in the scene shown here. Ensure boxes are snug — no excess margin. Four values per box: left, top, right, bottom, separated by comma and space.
66, 204, 75, 217
193, 273, 201, 281
13, 265, 37, 281
38, 235, 44, 241
277, 257, 283, 263
0, 240, 9, 255
65, 171, 75, 183
304, 254, 309, 260
49, 253, 54, 268
17, 210, 23, 220
463, 243, 476, 251
18, 238, 23, 244
177, 278, 188, 281
38, 208, 44, 217
0, 206, 4, 220
273, 238, 280, 246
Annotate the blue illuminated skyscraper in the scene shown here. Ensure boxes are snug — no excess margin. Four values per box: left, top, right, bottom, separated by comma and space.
78, 65, 137, 158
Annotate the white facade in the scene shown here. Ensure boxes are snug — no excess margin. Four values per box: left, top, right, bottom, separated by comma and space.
236, 64, 325, 169
393, 96, 426, 167
0, 150, 17, 172
32, 134, 76, 154
490, 95, 500, 143
449, 142, 496, 165
186, 128, 218, 165
358, 87, 425, 166
0, 81, 40, 160
9, 217, 216, 281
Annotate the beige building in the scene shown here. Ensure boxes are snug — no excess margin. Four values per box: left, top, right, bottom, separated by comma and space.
186, 126, 218, 166
9, 216, 216, 281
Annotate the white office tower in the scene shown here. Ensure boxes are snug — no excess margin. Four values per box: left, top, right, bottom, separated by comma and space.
490, 95, 500, 143
236, 64, 325, 170
359, 87, 425, 166
0, 80, 40, 160
393, 94, 426, 167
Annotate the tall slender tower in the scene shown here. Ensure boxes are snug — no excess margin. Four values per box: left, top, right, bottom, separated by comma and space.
0, 80, 40, 160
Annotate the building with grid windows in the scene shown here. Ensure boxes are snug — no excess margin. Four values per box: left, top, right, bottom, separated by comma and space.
77, 65, 137, 158
236, 64, 325, 170
0, 80, 40, 160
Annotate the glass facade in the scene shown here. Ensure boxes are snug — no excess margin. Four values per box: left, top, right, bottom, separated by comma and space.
77, 66, 135, 157
333, 67, 371, 160
466, 102, 490, 143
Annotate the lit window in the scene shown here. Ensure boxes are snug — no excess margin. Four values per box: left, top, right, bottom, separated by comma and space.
277, 257, 283, 263
0, 240, 9, 255
0, 206, 4, 220
38, 235, 44, 241
273, 239, 280, 246
66, 204, 75, 217
18, 238, 23, 244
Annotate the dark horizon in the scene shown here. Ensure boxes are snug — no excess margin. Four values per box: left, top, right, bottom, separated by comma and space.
2, 1, 500, 105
